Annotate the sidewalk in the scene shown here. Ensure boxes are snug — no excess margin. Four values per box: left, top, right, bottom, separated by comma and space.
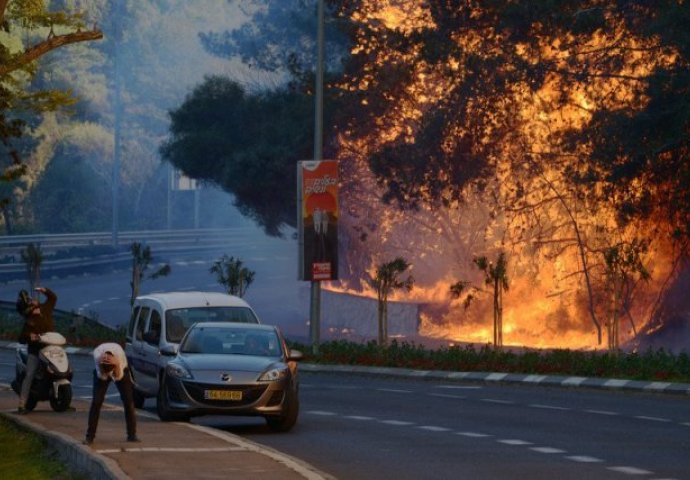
0, 385, 332, 480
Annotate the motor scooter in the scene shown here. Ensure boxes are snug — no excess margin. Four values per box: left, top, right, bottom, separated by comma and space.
11, 332, 73, 412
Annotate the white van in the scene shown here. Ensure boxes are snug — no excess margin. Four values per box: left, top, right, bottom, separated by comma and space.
124, 291, 260, 407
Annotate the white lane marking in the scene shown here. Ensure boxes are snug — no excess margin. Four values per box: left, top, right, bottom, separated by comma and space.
566, 456, 604, 463
682, 422, 690, 427
456, 432, 492, 438
417, 426, 451, 432
329, 385, 361, 390
345, 415, 374, 421
307, 410, 337, 416
607, 466, 653, 475
497, 439, 532, 446
481, 398, 514, 405
429, 393, 467, 400
100, 447, 245, 454
530, 447, 566, 454
376, 388, 412, 394
108, 297, 120, 301
435, 385, 481, 390
529, 404, 571, 411
634, 415, 671, 423
381, 420, 414, 426
585, 409, 619, 416
92, 300, 102, 305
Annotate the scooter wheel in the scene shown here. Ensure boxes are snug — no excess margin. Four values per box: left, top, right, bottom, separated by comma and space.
50, 385, 72, 412
25, 396, 38, 412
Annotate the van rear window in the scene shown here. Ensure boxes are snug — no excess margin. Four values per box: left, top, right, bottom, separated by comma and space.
165, 307, 259, 343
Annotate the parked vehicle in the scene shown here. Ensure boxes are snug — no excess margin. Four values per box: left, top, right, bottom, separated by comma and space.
125, 291, 260, 407
11, 332, 73, 412
157, 322, 302, 432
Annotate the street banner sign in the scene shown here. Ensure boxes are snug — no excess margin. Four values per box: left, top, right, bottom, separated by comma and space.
297, 160, 339, 281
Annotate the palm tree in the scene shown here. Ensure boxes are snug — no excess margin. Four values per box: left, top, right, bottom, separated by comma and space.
371, 257, 414, 345
209, 255, 255, 297
474, 252, 509, 347
130, 242, 171, 305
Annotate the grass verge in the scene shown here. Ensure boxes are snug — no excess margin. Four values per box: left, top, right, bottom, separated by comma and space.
0, 417, 85, 480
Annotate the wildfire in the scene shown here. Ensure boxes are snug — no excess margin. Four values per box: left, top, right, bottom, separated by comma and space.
330, 1, 686, 350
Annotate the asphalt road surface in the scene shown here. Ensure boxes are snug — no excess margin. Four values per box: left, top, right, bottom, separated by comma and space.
2, 350, 689, 480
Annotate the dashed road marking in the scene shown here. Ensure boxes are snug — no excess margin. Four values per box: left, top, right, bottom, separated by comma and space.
381, 420, 414, 426
529, 404, 571, 411
481, 398, 513, 405
634, 415, 671, 423
429, 393, 467, 400
456, 432, 492, 438
435, 385, 482, 390
585, 409, 619, 416
607, 466, 653, 475
497, 439, 532, 446
307, 410, 337, 416
345, 415, 374, 421
530, 447, 566, 454
417, 425, 450, 432
376, 388, 412, 394
566, 455, 604, 463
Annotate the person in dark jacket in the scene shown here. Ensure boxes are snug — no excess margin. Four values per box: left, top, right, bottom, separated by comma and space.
15, 287, 57, 414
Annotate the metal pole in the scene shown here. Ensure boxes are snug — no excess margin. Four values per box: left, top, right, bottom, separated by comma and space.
111, 1, 122, 248
310, 0, 325, 355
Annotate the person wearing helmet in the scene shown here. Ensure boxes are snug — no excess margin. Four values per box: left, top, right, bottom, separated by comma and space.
15, 287, 57, 414
83, 342, 138, 445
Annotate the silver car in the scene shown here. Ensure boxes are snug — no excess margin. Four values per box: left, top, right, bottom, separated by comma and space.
157, 322, 303, 432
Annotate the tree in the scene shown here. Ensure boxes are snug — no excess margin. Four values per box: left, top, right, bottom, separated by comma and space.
129, 242, 170, 305
474, 252, 510, 348
209, 254, 255, 298
370, 257, 414, 345
20, 242, 42, 291
161, 76, 314, 235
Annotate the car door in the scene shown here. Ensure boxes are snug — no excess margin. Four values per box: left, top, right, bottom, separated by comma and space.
129, 305, 153, 394
139, 308, 163, 393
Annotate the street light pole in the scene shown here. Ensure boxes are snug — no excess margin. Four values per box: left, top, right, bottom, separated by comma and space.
310, 0, 325, 355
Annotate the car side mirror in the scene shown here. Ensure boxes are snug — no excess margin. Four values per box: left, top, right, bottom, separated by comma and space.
288, 349, 303, 362
160, 344, 178, 356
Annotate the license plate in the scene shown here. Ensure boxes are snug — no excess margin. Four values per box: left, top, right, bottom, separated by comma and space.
204, 390, 242, 401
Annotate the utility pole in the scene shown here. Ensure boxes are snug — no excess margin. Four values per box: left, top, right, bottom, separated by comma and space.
111, 0, 123, 248
310, 0, 325, 355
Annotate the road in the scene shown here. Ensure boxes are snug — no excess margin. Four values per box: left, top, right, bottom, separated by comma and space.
1, 230, 312, 339
2, 350, 689, 480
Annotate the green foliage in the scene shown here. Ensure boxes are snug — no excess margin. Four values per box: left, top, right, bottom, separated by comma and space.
161, 76, 314, 236
209, 254, 255, 298
292, 339, 690, 383
370, 257, 414, 345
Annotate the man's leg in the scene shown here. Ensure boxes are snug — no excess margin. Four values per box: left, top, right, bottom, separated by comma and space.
19, 354, 39, 411
115, 368, 138, 441
85, 370, 109, 442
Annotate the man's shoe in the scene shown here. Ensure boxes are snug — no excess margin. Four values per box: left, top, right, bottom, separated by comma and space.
126, 435, 140, 442
83, 437, 94, 445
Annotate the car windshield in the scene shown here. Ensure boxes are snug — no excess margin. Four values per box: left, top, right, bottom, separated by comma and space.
165, 307, 259, 343
180, 327, 282, 357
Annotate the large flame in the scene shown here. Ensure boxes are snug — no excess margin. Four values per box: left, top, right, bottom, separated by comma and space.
327, 1, 685, 350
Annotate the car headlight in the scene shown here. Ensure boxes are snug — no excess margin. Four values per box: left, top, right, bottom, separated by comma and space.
259, 367, 288, 382
166, 363, 192, 379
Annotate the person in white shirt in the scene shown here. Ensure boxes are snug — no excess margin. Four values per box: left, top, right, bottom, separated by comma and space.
83, 342, 138, 445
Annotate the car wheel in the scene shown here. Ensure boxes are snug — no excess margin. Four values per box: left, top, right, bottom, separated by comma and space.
266, 389, 299, 432
133, 388, 146, 409
157, 377, 187, 422
49, 384, 72, 412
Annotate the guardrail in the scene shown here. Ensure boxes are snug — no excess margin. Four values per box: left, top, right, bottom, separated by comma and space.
0, 227, 262, 280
